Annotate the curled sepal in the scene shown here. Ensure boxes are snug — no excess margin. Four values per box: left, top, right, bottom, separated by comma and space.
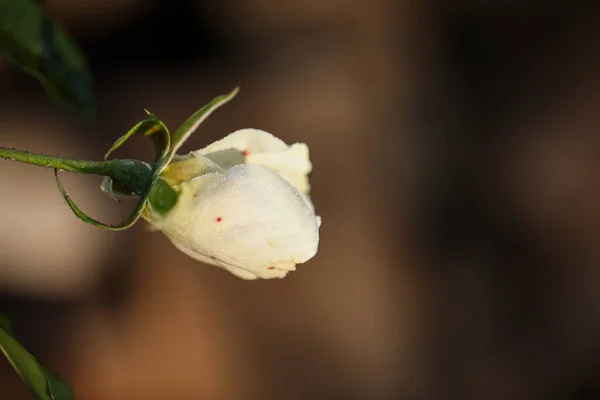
0, 314, 73, 400
55, 169, 148, 231
102, 117, 169, 201
105, 117, 170, 162
166, 87, 239, 166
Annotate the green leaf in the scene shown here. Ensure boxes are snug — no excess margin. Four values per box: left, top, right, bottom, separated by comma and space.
167, 87, 239, 164
0, 321, 72, 400
0, 0, 95, 115
46, 370, 75, 400
0, 313, 14, 335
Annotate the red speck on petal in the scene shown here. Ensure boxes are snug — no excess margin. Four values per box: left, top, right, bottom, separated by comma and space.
241, 149, 249, 156
267, 266, 274, 270
216, 217, 223, 222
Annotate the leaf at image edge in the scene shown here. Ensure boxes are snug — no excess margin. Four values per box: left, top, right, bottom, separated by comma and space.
46, 370, 75, 400
0, 313, 14, 335
0, 0, 95, 116
0, 325, 55, 400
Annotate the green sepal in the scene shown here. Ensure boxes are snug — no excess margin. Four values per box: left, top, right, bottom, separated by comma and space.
147, 178, 179, 216
55, 168, 149, 231
166, 87, 239, 165
55, 88, 240, 229
104, 117, 170, 163
0, 316, 73, 400
144, 109, 158, 120
141, 87, 240, 216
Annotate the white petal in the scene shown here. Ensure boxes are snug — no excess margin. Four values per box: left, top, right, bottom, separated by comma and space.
246, 143, 312, 193
198, 128, 289, 154
152, 164, 320, 279
171, 240, 261, 280
195, 129, 313, 197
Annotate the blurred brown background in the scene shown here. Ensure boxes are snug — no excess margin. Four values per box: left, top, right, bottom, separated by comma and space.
1, 0, 600, 399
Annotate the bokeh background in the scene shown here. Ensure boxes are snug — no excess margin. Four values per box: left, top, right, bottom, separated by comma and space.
1, 0, 600, 399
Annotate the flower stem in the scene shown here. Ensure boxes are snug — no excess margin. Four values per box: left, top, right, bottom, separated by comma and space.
0, 146, 153, 195
1, 146, 110, 173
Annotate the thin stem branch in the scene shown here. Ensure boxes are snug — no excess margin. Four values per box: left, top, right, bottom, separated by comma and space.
0, 146, 153, 195
1, 147, 112, 174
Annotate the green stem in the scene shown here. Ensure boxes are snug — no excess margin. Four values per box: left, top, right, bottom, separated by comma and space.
0, 146, 153, 195
2, 146, 112, 173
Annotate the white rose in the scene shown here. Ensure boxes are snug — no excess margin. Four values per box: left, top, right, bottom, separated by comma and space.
148, 130, 321, 280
